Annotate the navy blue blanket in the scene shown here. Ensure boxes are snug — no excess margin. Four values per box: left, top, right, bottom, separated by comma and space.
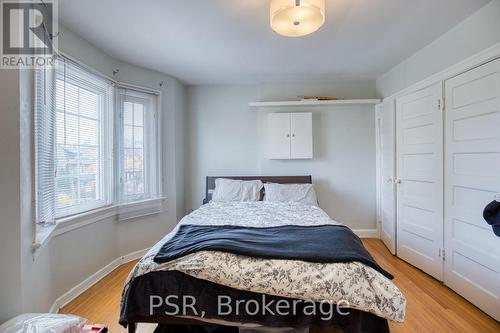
154, 224, 393, 279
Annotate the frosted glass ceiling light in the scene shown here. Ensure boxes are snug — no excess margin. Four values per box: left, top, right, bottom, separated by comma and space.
270, 0, 325, 37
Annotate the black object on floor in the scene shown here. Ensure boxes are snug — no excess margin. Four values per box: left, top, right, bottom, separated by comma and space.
483, 200, 500, 237
153, 325, 238, 333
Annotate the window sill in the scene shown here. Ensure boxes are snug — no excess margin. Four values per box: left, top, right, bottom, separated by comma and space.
32, 223, 57, 260
32, 198, 165, 260
56, 204, 118, 234
117, 198, 164, 221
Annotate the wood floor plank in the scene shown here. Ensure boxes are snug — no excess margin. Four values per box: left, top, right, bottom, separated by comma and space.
60, 239, 500, 332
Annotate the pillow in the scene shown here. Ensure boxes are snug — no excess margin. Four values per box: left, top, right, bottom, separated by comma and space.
212, 178, 264, 202
264, 183, 318, 206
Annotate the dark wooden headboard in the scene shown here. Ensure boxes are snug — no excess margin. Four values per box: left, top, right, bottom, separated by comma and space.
203, 175, 312, 204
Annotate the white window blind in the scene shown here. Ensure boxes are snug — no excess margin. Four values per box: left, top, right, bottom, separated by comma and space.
34, 55, 163, 234
117, 87, 161, 220
53, 58, 114, 218
34, 65, 56, 225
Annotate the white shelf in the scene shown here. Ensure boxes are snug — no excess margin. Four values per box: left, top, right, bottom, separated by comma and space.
248, 99, 381, 108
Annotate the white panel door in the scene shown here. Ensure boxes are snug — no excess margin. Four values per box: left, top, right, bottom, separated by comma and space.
268, 113, 291, 159
377, 101, 397, 255
396, 83, 444, 280
290, 112, 313, 159
444, 58, 500, 321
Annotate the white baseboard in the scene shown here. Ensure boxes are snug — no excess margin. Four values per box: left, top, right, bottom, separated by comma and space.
353, 229, 380, 238
49, 247, 150, 313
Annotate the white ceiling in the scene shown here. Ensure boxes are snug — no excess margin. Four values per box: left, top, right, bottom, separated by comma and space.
59, 0, 490, 85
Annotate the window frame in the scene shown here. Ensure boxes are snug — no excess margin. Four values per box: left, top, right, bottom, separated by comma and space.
53, 59, 115, 219
116, 85, 162, 205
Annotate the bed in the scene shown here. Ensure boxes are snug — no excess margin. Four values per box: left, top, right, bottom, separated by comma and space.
120, 176, 405, 333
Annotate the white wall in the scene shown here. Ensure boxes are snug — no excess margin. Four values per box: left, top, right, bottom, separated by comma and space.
186, 86, 261, 210
0, 25, 187, 323
377, 0, 500, 97
0, 69, 23, 323
186, 82, 378, 230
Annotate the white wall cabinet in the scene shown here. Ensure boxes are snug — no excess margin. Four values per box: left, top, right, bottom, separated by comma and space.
267, 112, 312, 159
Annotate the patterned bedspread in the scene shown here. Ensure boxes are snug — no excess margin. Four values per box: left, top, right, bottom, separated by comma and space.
122, 201, 406, 322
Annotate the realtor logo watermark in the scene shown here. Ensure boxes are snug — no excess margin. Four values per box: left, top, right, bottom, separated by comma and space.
149, 295, 351, 321
1, 0, 57, 68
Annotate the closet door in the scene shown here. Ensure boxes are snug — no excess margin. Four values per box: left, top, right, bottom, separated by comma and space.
377, 101, 397, 255
396, 83, 444, 280
268, 113, 291, 159
444, 58, 500, 321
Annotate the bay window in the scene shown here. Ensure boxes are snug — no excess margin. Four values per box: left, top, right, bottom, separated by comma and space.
34, 55, 162, 228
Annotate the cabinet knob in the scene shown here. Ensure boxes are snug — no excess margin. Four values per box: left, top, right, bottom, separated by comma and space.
292, 134, 295, 137
286, 134, 290, 138
396, 179, 402, 184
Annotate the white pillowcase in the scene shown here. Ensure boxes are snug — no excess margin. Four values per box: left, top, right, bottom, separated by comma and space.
212, 178, 264, 202
264, 183, 318, 206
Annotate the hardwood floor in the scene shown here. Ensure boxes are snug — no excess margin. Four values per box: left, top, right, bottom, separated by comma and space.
60, 239, 500, 333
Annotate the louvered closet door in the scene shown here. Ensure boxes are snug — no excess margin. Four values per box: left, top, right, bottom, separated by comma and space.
444, 58, 500, 321
378, 101, 397, 255
396, 83, 444, 281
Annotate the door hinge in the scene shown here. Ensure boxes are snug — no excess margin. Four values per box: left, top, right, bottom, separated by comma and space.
439, 248, 446, 261
438, 98, 445, 111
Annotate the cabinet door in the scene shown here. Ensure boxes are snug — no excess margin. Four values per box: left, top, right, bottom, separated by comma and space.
377, 101, 397, 255
444, 58, 500, 321
290, 113, 313, 159
268, 113, 291, 159
396, 83, 444, 281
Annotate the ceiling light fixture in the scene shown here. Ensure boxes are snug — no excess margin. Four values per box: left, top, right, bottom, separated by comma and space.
270, 0, 325, 37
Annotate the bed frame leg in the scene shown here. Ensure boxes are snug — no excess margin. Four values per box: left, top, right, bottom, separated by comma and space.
128, 323, 136, 333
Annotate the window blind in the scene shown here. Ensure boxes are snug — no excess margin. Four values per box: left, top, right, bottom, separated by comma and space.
34, 65, 56, 225
54, 58, 114, 218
